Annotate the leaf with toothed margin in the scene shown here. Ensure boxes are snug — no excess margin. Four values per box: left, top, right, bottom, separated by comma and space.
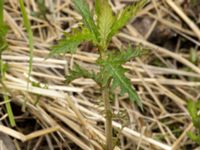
108, 0, 147, 41
65, 63, 100, 85
73, 0, 99, 41
97, 48, 144, 108
96, 0, 115, 49
50, 28, 94, 56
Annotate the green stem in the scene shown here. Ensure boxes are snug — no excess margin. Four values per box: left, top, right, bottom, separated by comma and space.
0, 0, 16, 127
102, 84, 113, 150
19, 0, 34, 87
3, 91, 16, 127
100, 47, 113, 150
0, 60, 16, 127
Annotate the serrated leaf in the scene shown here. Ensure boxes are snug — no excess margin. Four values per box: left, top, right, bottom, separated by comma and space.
51, 39, 79, 56
98, 48, 143, 108
97, 0, 115, 49
107, 62, 141, 108
65, 63, 99, 84
108, 0, 147, 40
108, 46, 145, 64
50, 28, 93, 56
73, 0, 99, 40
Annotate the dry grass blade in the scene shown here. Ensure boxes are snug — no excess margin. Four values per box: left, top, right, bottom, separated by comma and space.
165, 0, 200, 41
0, 125, 60, 142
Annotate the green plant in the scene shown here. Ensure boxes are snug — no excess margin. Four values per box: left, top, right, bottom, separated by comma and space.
0, 0, 8, 52
19, 0, 34, 86
189, 48, 198, 65
187, 100, 200, 145
50, 0, 147, 149
0, 0, 16, 127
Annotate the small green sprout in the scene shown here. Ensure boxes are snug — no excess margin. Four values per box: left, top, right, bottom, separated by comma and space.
187, 100, 200, 145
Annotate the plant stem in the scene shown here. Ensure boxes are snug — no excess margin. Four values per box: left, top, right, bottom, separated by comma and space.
102, 84, 113, 150
0, 60, 16, 127
0, 0, 16, 127
0, 0, 3, 25
19, 0, 34, 87
100, 46, 113, 150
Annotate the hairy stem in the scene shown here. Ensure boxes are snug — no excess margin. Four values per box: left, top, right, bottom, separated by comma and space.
100, 45, 113, 150
102, 85, 113, 150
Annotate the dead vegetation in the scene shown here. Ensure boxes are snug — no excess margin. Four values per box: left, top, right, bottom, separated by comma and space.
1, 0, 200, 149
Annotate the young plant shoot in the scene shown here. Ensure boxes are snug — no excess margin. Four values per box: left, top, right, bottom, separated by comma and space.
51, 0, 147, 149
187, 100, 200, 145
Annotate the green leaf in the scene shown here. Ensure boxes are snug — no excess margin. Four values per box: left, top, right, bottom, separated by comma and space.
95, 0, 100, 17
50, 39, 79, 56
0, 0, 4, 25
108, 46, 146, 64
187, 100, 200, 128
188, 100, 198, 120
0, 0, 15, 127
0, 24, 9, 52
50, 28, 93, 56
0, 38, 8, 52
0, 62, 16, 127
188, 131, 200, 145
19, 0, 34, 87
73, 0, 99, 40
97, 0, 115, 49
0, 17, 9, 52
98, 48, 143, 108
104, 62, 141, 108
65, 63, 99, 84
0, 24, 8, 37
108, 0, 147, 40
190, 48, 198, 64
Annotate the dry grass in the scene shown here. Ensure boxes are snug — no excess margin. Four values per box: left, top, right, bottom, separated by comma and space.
1, 0, 200, 150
